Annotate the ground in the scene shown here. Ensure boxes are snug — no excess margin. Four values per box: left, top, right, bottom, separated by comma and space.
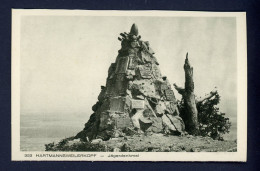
45, 133, 237, 152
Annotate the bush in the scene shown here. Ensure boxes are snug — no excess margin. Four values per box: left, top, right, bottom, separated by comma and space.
178, 92, 231, 140
45, 142, 55, 151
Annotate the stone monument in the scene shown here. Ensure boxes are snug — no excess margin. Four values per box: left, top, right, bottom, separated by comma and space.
75, 24, 185, 141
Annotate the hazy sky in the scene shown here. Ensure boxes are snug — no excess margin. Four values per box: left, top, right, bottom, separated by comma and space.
20, 16, 237, 122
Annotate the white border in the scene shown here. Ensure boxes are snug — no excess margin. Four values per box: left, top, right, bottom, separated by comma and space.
11, 9, 247, 161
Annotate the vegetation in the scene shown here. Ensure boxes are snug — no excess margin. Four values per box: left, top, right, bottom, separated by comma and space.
45, 137, 106, 151
178, 92, 231, 140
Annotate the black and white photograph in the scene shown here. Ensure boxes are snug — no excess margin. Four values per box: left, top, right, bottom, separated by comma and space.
11, 10, 247, 161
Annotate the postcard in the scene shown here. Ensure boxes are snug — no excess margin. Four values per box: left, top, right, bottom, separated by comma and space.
12, 9, 247, 161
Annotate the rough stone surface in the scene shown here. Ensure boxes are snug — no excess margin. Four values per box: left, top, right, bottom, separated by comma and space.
76, 24, 184, 141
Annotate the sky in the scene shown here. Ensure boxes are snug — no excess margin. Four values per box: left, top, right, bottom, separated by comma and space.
20, 16, 237, 124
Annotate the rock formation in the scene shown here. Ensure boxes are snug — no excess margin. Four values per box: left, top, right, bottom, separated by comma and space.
75, 23, 185, 141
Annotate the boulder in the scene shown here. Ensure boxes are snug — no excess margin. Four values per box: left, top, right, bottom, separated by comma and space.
130, 109, 144, 129
113, 148, 121, 152
91, 139, 103, 144
146, 117, 163, 133
162, 114, 185, 134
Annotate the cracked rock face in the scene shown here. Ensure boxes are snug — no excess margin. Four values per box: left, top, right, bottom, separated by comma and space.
75, 24, 185, 141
